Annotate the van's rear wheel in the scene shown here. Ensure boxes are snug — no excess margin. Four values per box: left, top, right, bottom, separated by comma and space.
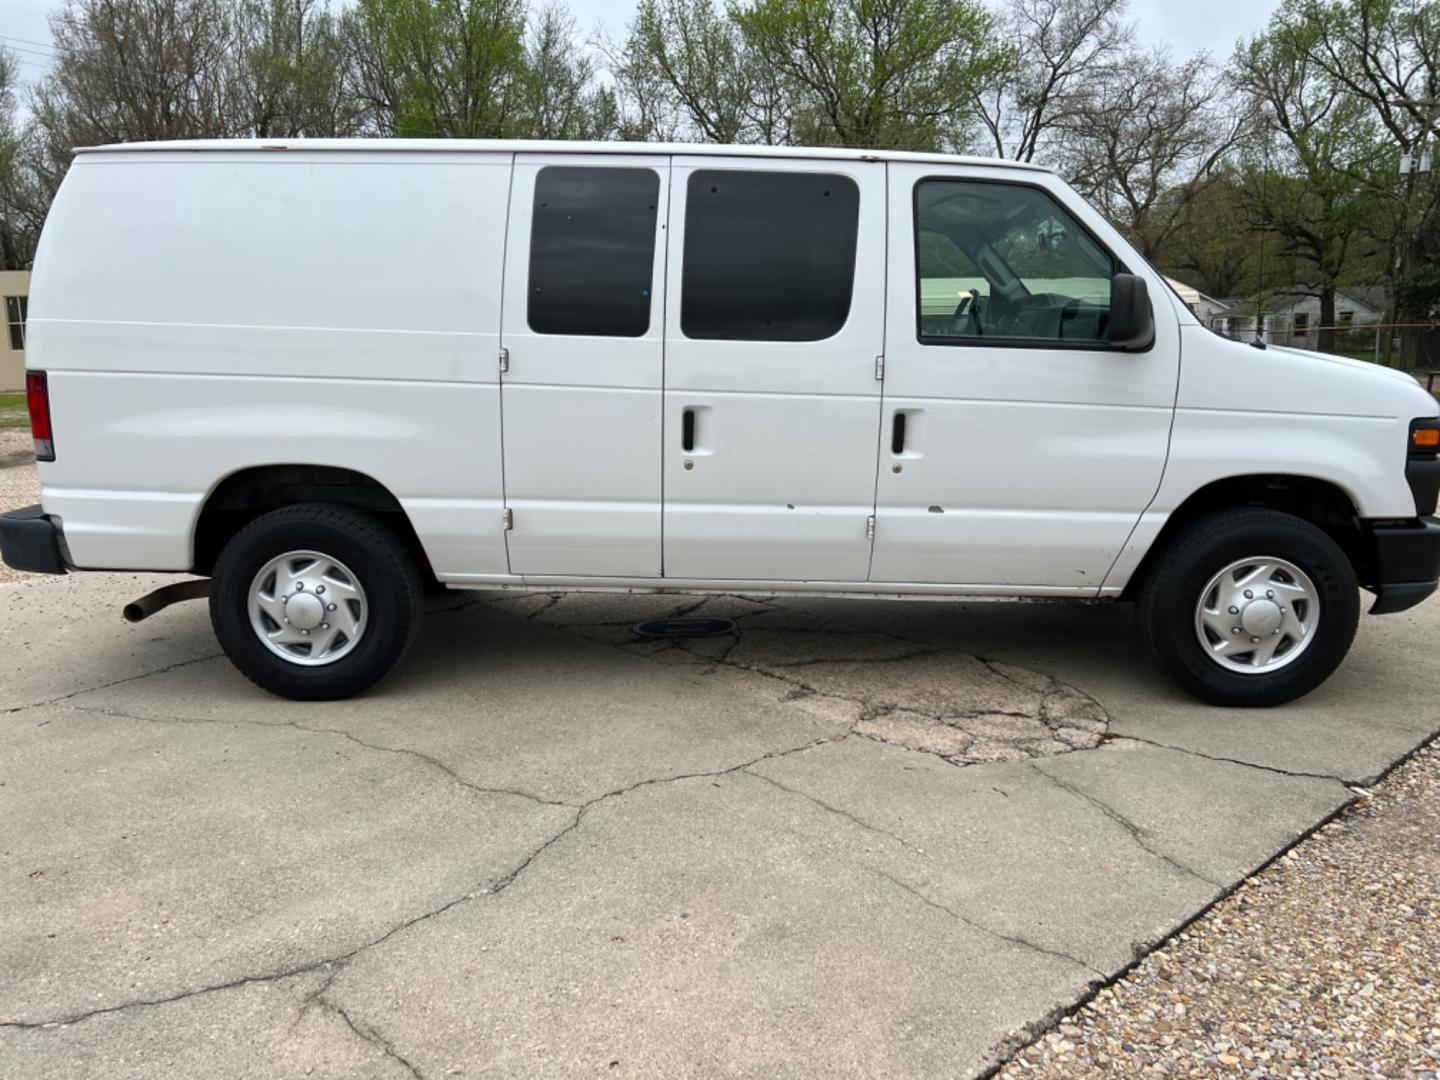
1138, 509, 1358, 706
210, 503, 422, 700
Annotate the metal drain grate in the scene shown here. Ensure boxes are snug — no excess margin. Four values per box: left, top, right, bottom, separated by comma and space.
633, 616, 738, 639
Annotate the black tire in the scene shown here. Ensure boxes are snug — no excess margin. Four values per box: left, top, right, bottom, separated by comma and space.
209, 503, 423, 700
1137, 509, 1359, 707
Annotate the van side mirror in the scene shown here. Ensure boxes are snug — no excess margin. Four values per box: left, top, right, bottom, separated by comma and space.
1108, 273, 1155, 351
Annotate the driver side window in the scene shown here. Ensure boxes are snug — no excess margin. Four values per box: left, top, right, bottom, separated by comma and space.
915, 179, 1117, 346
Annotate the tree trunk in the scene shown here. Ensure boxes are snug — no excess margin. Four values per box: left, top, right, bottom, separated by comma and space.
0, 226, 19, 273
1318, 287, 1336, 355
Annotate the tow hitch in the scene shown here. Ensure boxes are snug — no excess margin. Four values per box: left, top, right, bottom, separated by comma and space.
123, 579, 210, 623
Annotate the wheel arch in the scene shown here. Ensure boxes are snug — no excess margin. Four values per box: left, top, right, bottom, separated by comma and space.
1120, 473, 1373, 600
190, 464, 434, 581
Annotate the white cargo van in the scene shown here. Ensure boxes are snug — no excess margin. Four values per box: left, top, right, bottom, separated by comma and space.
4, 140, 1438, 705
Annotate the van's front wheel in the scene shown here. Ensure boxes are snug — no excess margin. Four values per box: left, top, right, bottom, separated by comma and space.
1138, 509, 1358, 706
210, 504, 423, 700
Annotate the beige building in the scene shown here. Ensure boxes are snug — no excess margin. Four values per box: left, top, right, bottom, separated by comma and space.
1, 270, 29, 391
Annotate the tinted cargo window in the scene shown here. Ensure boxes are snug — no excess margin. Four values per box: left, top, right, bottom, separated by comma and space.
681, 170, 859, 342
915, 179, 1116, 345
528, 167, 660, 337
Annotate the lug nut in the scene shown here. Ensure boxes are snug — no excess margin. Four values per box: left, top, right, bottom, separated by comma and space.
1229, 605, 1239, 614
316, 585, 325, 595
295, 582, 303, 590
301, 628, 309, 635
1251, 636, 1260, 643
321, 623, 329, 630
1266, 590, 1274, 599
327, 603, 336, 611
1244, 589, 1253, 599
283, 617, 290, 624
1231, 627, 1241, 634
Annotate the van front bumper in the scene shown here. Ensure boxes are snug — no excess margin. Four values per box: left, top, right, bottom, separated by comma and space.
1367, 516, 1440, 614
0, 504, 69, 574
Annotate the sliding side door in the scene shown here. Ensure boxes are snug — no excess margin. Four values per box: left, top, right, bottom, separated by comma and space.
498, 154, 669, 578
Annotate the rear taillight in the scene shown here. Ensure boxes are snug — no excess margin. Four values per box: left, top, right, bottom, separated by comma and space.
26, 371, 54, 462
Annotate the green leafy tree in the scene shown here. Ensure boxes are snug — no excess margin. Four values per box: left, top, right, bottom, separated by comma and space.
732, 0, 1006, 151
1235, 0, 1392, 353
1159, 168, 1262, 301
1299, 0, 1440, 363
605, 0, 784, 142
345, 0, 528, 136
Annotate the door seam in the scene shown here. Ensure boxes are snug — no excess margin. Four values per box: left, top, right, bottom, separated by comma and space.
659, 157, 674, 579
497, 152, 517, 575
866, 161, 890, 582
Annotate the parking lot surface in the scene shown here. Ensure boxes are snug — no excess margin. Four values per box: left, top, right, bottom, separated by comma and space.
1, 568, 1436, 1078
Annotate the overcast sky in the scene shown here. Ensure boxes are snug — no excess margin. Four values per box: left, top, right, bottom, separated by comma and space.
1, 0, 1279, 89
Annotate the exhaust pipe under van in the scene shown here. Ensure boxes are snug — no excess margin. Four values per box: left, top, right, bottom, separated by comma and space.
123, 579, 210, 623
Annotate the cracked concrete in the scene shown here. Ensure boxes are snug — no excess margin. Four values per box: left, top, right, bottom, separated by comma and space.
2, 573, 1435, 1078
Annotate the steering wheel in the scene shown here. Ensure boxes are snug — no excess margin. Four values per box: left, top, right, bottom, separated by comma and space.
996, 292, 1067, 337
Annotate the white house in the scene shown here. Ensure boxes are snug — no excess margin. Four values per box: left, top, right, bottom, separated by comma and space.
1164, 277, 1233, 328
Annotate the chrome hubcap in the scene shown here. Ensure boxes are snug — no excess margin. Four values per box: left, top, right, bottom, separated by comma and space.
248, 550, 367, 666
1193, 556, 1320, 674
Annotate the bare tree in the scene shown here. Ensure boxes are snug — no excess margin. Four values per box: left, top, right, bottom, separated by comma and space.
1060, 49, 1250, 260
519, 4, 613, 139
974, 0, 1131, 162
31, 0, 240, 148
0, 48, 46, 269
232, 0, 362, 137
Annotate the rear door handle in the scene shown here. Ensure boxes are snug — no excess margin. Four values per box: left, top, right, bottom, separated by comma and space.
682, 408, 695, 453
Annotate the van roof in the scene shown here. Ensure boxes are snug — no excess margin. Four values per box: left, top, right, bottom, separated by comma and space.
75, 138, 1053, 173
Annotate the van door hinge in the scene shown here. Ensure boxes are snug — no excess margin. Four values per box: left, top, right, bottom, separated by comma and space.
866, 515, 876, 540
874, 355, 885, 381
498, 347, 510, 374
502, 508, 513, 531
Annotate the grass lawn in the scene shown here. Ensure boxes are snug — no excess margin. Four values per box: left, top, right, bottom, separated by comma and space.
0, 393, 27, 429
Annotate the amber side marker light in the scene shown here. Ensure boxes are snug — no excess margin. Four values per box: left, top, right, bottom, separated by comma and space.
1413, 427, 1440, 450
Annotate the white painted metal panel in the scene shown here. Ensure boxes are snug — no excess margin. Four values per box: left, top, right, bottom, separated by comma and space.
41, 371, 506, 575
28, 152, 512, 576
661, 156, 886, 582
871, 163, 1181, 589
498, 154, 669, 577
1101, 327, 1438, 591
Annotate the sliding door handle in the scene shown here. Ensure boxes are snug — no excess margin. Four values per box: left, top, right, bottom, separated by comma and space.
682, 408, 695, 453
891, 411, 907, 455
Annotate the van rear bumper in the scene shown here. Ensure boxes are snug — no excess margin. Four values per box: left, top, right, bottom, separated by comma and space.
1366, 516, 1440, 614
0, 505, 69, 574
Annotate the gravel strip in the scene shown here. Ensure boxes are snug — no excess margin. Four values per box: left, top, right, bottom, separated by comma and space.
997, 741, 1440, 1079
0, 429, 40, 583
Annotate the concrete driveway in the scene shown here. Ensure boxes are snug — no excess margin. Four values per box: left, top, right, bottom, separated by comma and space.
1, 573, 1435, 1078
